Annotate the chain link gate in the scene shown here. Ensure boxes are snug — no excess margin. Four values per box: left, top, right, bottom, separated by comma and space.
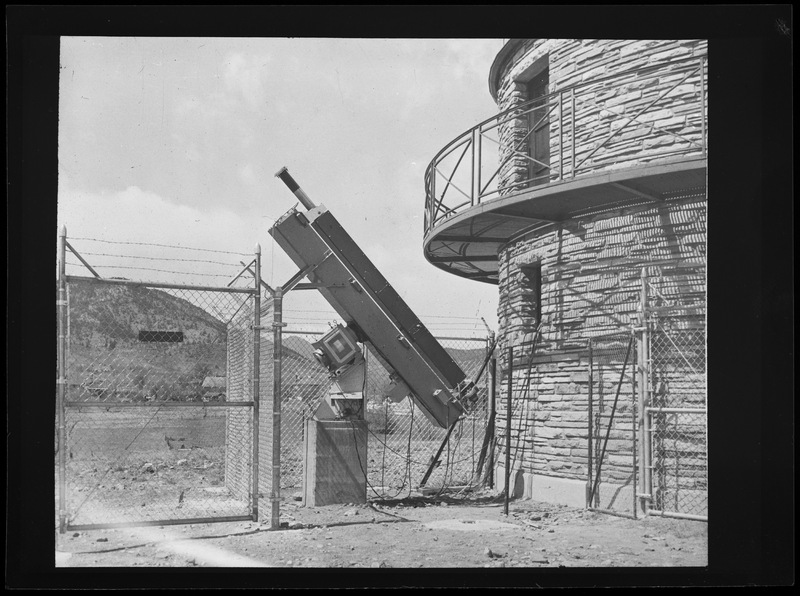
587, 331, 638, 518
57, 272, 260, 531
641, 270, 707, 520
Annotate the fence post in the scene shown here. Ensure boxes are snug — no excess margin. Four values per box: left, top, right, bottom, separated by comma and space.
57, 225, 68, 533
504, 345, 513, 515
271, 286, 283, 530
251, 244, 261, 522
638, 268, 652, 515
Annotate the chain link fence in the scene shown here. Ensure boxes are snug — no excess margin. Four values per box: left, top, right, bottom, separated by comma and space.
643, 270, 707, 520
59, 276, 259, 530
363, 337, 492, 498
255, 329, 493, 500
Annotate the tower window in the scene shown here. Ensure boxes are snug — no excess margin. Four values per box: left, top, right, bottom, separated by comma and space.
526, 69, 550, 186
520, 263, 543, 329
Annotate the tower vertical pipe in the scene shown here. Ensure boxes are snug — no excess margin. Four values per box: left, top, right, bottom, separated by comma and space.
504, 346, 513, 515
57, 225, 68, 533
271, 286, 284, 530
251, 244, 261, 522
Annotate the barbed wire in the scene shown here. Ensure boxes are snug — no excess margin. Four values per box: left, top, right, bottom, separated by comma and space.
65, 260, 235, 279
76, 251, 243, 268
66, 236, 253, 257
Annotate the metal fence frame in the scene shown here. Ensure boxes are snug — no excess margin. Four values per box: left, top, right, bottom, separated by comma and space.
56, 230, 261, 532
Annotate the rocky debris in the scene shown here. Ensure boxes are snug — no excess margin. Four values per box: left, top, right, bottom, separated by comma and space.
484, 548, 504, 559
140, 462, 156, 474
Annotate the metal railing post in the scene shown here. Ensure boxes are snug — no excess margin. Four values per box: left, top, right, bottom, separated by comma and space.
470, 127, 476, 206
251, 244, 261, 522
699, 58, 706, 157
571, 88, 576, 178
271, 286, 284, 530
558, 91, 564, 181
476, 125, 483, 204
57, 225, 68, 533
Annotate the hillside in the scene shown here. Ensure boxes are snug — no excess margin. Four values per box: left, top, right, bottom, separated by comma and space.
67, 279, 228, 348
64, 278, 311, 402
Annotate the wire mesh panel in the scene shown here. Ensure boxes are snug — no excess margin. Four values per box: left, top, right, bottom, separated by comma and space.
279, 331, 330, 494
648, 408, 707, 519
60, 277, 258, 529
588, 332, 638, 518
364, 337, 492, 498
645, 276, 707, 519
62, 404, 253, 528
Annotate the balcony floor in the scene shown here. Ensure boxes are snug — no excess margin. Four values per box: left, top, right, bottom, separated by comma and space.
423, 156, 707, 284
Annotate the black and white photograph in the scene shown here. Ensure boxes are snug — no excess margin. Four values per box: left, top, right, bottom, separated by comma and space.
7, 5, 793, 590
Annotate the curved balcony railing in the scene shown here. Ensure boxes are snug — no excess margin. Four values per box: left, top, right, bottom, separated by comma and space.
424, 56, 707, 235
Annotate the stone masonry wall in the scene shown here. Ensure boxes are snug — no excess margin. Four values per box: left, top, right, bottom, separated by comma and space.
495, 196, 706, 483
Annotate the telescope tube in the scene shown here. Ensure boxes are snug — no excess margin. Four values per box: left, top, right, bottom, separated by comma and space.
275, 167, 316, 210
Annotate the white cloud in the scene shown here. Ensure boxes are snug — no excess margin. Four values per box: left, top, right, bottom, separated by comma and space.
223, 52, 271, 110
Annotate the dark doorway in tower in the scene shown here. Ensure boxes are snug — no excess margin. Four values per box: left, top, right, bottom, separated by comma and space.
527, 68, 550, 186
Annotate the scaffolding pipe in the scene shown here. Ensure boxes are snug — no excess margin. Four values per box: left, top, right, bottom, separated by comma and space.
504, 345, 513, 516
57, 225, 68, 534
483, 356, 497, 488
631, 330, 638, 519
586, 338, 594, 509
271, 286, 284, 530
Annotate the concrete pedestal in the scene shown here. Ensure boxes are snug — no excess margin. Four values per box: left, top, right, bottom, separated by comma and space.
303, 419, 368, 507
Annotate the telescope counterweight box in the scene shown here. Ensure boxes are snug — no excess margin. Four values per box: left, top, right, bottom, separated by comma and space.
303, 419, 368, 507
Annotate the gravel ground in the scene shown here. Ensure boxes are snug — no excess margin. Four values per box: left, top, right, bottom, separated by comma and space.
55, 489, 707, 574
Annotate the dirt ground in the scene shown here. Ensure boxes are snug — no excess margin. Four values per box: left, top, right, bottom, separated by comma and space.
55, 489, 707, 574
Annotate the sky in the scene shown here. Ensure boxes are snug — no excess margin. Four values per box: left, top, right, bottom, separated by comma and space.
57, 37, 504, 336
